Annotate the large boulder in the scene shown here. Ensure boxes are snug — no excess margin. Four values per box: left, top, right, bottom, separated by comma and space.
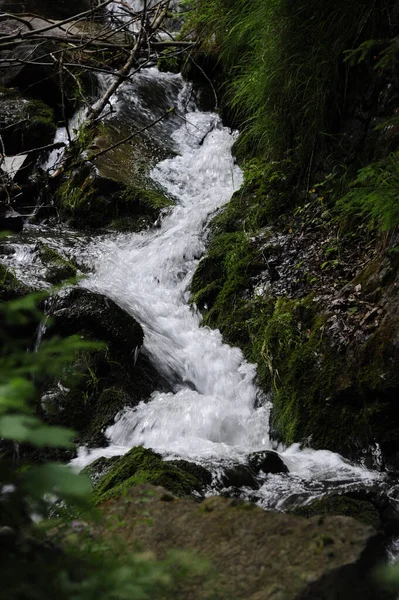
0, 88, 56, 156
97, 484, 394, 600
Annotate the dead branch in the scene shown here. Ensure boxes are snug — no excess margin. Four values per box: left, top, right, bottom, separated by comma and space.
86, 0, 172, 124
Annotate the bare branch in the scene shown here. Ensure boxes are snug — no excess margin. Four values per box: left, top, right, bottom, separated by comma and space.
15, 142, 66, 156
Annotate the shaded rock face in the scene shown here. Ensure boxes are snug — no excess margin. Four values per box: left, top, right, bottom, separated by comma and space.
0, 88, 56, 156
0, 208, 23, 233
51, 287, 144, 354
219, 452, 288, 492
98, 484, 393, 600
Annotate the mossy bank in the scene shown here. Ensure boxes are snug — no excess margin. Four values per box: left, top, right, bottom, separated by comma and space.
189, 0, 399, 466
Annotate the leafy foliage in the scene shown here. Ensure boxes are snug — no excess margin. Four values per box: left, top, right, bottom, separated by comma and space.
0, 293, 97, 519
337, 152, 399, 230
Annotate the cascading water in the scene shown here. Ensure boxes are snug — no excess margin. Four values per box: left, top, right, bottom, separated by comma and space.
68, 66, 387, 510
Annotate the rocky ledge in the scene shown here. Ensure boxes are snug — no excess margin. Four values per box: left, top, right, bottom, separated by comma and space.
95, 483, 393, 600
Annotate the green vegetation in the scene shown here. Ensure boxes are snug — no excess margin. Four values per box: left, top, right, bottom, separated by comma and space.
187, 0, 399, 458
188, 0, 393, 165
191, 150, 399, 453
0, 292, 95, 524
337, 152, 399, 230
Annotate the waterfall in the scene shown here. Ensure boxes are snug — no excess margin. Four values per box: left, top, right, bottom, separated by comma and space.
69, 67, 384, 509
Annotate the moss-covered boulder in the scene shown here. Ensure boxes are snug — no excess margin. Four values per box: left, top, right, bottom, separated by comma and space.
93, 447, 212, 503
38, 245, 77, 284
81, 455, 120, 486
54, 121, 174, 231
39, 289, 151, 446
55, 164, 173, 231
292, 495, 382, 530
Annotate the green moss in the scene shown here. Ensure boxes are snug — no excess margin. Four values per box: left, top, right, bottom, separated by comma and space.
38, 245, 77, 284
22, 98, 56, 149
110, 185, 173, 231
292, 495, 381, 530
93, 446, 206, 504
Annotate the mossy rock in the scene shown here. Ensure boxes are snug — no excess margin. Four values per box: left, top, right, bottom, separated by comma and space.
55, 167, 173, 231
38, 244, 77, 284
82, 386, 131, 447
292, 495, 381, 530
0, 88, 56, 154
93, 446, 209, 503
0, 264, 29, 301
81, 455, 120, 485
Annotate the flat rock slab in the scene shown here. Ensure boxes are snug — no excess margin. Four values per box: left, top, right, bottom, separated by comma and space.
98, 484, 392, 600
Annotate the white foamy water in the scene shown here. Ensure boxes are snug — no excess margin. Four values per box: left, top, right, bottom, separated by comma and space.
69, 68, 385, 507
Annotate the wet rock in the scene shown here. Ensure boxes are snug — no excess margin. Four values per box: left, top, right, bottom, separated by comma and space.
55, 146, 173, 231
41, 291, 170, 449
82, 455, 120, 486
97, 484, 393, 600
38, 244, 77, 284
248, 450, 289, 475
221, 464, 259, 489
50, 287, 144, 354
